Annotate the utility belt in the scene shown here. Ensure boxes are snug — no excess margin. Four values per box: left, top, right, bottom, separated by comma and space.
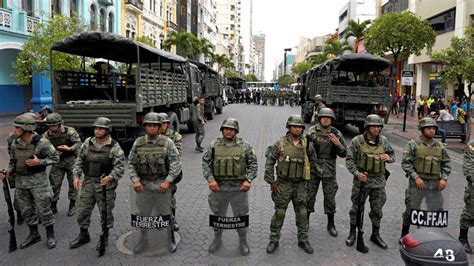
60, 152, 75, 160
15, 164, 46, 175
140, 175, 166, 182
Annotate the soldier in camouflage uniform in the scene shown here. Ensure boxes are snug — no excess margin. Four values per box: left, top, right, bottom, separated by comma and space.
401, 118, 450, 237
195, 96, 207, 152
202, 118, 258, 255
2, 114, 59, 249
265, 115, 317, 254
128, 112, 182, 252
346, 114, 395, 252
459, 140, 474, 254
313, 95, 326, 121
70, 117, 125, 252
158, 112, 183, 232
307, 108, 347, 237
43, 113, 82, 216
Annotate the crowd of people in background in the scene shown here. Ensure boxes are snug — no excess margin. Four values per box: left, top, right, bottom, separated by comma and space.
229, 89, 300, 107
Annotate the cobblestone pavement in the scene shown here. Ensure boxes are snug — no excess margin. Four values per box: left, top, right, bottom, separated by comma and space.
0, 104, 471, 265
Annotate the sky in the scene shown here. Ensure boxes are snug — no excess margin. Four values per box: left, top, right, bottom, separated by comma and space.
249, 0, 349, 81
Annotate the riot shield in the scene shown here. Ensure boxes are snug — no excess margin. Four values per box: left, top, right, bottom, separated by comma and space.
125, 187, 173, 257
409, 181, 449, 228
208, 190, 249, 258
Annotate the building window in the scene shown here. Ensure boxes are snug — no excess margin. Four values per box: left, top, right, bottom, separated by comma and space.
51, 0, 61, 16
381, 0, 408, 14
427, 8, 455, 35
99, 8, 106, 32
108, 12, 114, 33
470, 15, 474, 28
339, 10, 347, 23
90, 4, 97, 30
69, 0, 77, 16
153, 0, 157, 13
22, 0, 34, 16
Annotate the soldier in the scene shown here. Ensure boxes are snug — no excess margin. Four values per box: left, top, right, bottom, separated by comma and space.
70, 117, 125, 252
345, 114, 395, 251
158, 112, 183, 231
194, 96, 207, 152
307, 108, 347, 237
2, 114, 59, 249
202, 118, 258, 255
128, 112, 182, 252
460, 140, 474, 253
401, 117, 450, 237
265, 115, 316, 254
313, 95, 326, 120
43, 113, 82, 216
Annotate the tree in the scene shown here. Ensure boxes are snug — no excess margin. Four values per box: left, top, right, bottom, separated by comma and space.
198, 38, 215, 63
224, 69, 239, 78
307, 53, 328, 66
211, 53, 234, 73
278, 75, 296, 87
431, 27, 474, 139
162, 31, 201, 59
291, 61, 312, 77
243, 74, 258, 82
323, 40, 352, 58
13, 15, 86, 85
136, 36, 156, 48
365, 12, 436, 72
345, 19, 371, 53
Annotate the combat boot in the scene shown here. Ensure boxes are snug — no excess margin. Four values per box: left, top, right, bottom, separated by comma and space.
459, 228, 472, 254
238, 231, 249, 255
96, 228, 109, 251
298, 241, 314, 254
45, 225, 56, 249
346, 224, 356, 246
16, 210, 24, 225
327, 214, 338, 237
370, 225, 387, 249
50, 201, 58, 214
209, 229, 222, 253
19, 225, 41, 249
401, 223, 410, 238
266, 241, 279, 254
169, 231, 177, 253
172, 209, 179, 231
67, 200, 76, 217
69, 228, 90, 249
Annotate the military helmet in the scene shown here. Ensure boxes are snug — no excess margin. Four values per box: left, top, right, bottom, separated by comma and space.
14, 114, 37, 131
23, 112, 38, 120
93, 117, 112, 131
314, 94, 322, 101
363, 114, 384, 129
286, 115, 305, 129
220, 118, 239, 133
143, 112, 162, 125
41, 105, 53, 112
45, 113, 63, 126
158, 112, 170, 123
318, 108, 335, 120
419, 117, 438, 130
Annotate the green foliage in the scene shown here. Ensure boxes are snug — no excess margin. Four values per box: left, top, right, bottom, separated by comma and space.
211, 54, 234, 73
307, 53, 328, 66
364, 12, 436, 62
278, 75, 296, 87
224, 69, 239, 78
291, 61, 312, 77
13, 15, 86, 85
243, 74, 258, 82
162, 32, 215, 60
323, 40, 352, 57
136, 36, 156, 48
345, 19, 371, 52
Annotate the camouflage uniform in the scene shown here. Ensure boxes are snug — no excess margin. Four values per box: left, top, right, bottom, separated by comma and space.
195, 103, 205, 149
307, 123, 346, 215
346, 133, 395, 228
164, 127, 183, 222
460, 140, 474, 253
265, 132, 317, 245
43, 125, 81, 209
72, 135, 125, 229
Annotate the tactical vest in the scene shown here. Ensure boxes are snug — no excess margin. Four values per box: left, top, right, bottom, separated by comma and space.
15, 135, 46, 175
212, 141, 246, 181
46, 126, 75, 158
314, 127, 337, 160
356, 135, 385, 176
83, 138, 116, 178
414, 142, 442, 179
277, 138, 305, 180
135, 137, 168, 181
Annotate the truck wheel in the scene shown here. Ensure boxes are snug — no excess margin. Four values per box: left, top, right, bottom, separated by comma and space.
187, 120, 196, 133
215, 97, 223, 114
167, 111, 180, 134
206, 100, 215, 120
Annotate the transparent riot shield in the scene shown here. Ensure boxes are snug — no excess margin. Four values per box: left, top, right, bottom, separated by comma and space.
409, 181, 449, 228
125, 186, 172, 257
208, 190, 249, 258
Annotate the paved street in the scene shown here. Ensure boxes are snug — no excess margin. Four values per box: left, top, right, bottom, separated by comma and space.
0, 103, 471, 265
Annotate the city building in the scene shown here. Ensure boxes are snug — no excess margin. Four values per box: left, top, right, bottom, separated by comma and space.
197, 0, 217, 57
294, 35, 329, 64
273, 51, 295, 81
252, 33, 265, 81
214, 0, 241, 74
177, 0, 191, 32
124, 0, 164, 46
338, 0, 376, 39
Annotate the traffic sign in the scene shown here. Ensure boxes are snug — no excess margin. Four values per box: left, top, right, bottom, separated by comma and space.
401, 70, 414, 86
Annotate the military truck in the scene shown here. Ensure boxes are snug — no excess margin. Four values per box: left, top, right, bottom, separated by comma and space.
300, 53, 391, 133
50, 32, 201, 147
188, 60, 223, 120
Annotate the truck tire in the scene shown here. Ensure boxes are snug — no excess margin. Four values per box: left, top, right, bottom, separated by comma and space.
187, 120, 196, 133
167, 111, 180, 134
206, 100, 215, 120
215, 97, 223, 114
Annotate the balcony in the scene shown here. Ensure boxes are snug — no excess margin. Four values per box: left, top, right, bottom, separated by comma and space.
125, 0, 143, 12
0, 8, 12, 28
98, 0, 114, 6
26, 16, 39, 32
166, 20, 178, 32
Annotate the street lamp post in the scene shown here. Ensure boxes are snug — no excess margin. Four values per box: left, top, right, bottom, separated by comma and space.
283, 48, 291, 76
159, 32, 164, 50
